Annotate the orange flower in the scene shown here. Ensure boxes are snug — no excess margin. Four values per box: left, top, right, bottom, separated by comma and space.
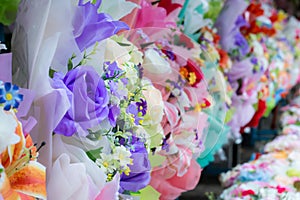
179, 59, 204, 87
218, 48, 231, 71
0, 118, 46, 200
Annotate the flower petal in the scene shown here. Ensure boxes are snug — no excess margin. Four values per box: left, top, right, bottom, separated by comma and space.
9, 161, 46, 199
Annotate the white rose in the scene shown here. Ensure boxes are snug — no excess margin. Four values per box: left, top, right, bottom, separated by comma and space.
142, 49, 172, 78
142, 81, 164, 125
105, 38, 143, 66
142, 80, 165, 148
105, 38, 131, 65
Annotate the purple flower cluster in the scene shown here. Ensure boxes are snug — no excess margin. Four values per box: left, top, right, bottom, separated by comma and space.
120, 136, 151, 193
234, 32, 249, 58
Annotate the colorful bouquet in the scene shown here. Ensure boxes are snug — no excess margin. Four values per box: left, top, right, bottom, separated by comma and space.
1, 0, 300, 199
9, 0, 220, 199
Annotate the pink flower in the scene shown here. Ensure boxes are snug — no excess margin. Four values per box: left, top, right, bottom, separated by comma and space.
150, 159, 201, 200
134, 0, 176, 28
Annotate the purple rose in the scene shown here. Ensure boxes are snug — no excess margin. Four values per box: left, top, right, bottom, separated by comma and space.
52, 66, 109, 136
73, 0, 129, 51
120, 137, 151, 193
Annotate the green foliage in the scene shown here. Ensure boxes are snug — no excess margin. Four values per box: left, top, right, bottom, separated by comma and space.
204, 0, 223, 23
0, 0, 21, 25
205, 192, 216, 200
86, 147, 103, 162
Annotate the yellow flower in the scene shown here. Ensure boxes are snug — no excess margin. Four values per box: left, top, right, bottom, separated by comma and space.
188, 72, 197, 85
103, 161, 109, 168
179, 67, 189, 79
124, 167, 131, 176
278, 11, 287, 22
194, 104, 202, 112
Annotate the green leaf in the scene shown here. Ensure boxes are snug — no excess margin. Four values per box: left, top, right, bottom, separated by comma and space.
130, 191, 141, 195
67, 53, 76, 71
49, 68, 56, 78
140, 42, 155, 49
86, 147, 103, 162
139, 186, 160, 200
91, 0, 97, 5
117, 42, 131, 47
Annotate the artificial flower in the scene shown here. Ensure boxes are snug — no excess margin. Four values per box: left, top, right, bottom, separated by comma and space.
98, 0, 139, 20
119, 136, 151, 193
142, 48, 172, 82
73, 0, 129, 51
150, 159, 201, 200
0, 115, 46, 200
52, 66, 109, 137
133, 0, 177, 28
0, 82, 23, 111
48, 135, 117, 200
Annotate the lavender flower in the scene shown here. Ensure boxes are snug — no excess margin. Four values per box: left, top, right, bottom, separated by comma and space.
103, 61, 123, 79
136, 99, 147, 116
120, 137, 151, 193
52, 66, 109, 136
108, 104, 121, 127
126, 103, 142, 125
235, 15, 249, 29
161, 138, 170, 152
108, 80, 126, 100
234, 32, 250, 58
73, 0, 129, 51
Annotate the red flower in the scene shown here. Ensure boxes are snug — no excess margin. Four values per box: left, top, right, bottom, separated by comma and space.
180, 59, 204, 87
240, 3, 276, 37
276, 186, 287, 194
246, 3, 264, 20
241, 189, 255, 196
201, 98, 211, 108
218, 48, 230, 70
158, 0, 182, 15
240, 99, 267, 134
270, 12, 279, 23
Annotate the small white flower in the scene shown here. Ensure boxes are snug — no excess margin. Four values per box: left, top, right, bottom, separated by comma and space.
113, 146, 132, 167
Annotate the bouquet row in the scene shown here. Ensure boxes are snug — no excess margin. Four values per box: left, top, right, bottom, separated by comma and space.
219, 96, 300, 199
0, 0, 300, 199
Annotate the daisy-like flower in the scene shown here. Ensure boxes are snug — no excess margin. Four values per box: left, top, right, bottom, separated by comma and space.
96, 145, 133, 179
0, 82, 23, 111
113, 146, 132, 170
